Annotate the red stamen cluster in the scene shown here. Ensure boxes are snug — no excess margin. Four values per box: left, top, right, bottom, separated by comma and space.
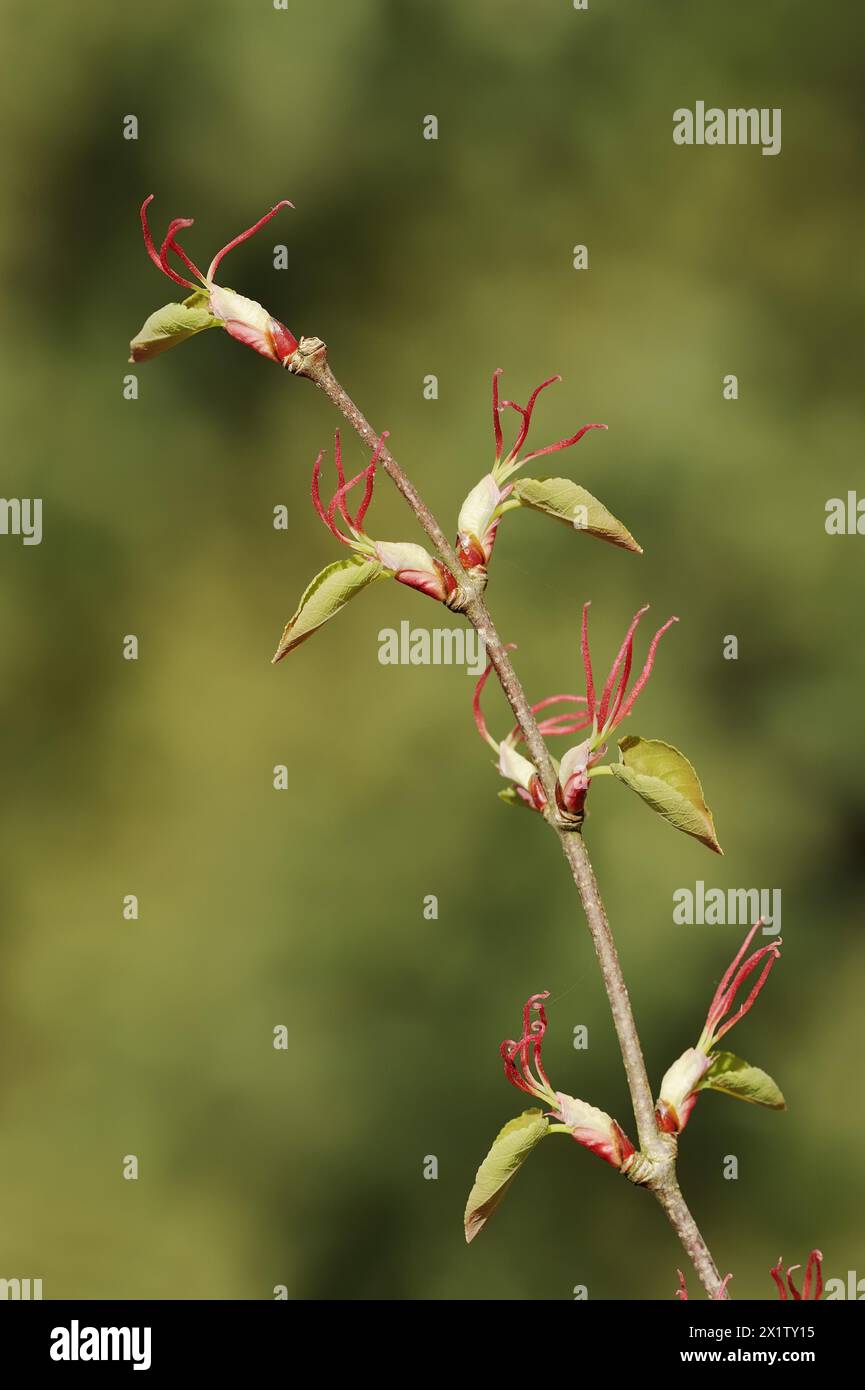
311, 431, 389, 545
701, 920, 782, 1049
508, 693, 588, 743
500, 992, 555, 1103
473, 657, 587, 748
676, 1270, 733, 1301
679, 1253, 823, 1303
770, 1251, 823, 1301
492, 370, 607, 469
581, 601, 678, 735
473, 656, 588, 810
140, 194, 294, 293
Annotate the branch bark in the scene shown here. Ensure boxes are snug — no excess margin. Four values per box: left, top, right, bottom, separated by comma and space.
289, 337, 726, 1298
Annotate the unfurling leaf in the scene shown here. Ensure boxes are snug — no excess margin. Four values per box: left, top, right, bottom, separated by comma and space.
464, 1109, 549, 1244
272, 556, 384, 662
510, 477, 642, 553
497, 787, 533, 811
697, 1051, 786, 1110
129, 291, 220, 362
609, 735, 723, 854
458, 473, 503, 542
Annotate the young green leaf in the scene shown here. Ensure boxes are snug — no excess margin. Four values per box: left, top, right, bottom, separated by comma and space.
464, 1109, 549, 1244
272, 556, 384, 662
129, 291, 220, 362
697, 1051, 786, 1110
609, 735, 723, 854
497, 787, 534, 811
510, 477, 642, 553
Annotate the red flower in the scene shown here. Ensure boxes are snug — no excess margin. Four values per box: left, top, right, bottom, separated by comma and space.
697, 919, 783, 1053
471, 603, 677, 819
311, 431, 457, 604
131, 195, 298, 364
501, 992, 636, 1172
455, 371, 607, 571
556, 602, 678, 817
492, 369, 607, 478
472, 654, 588, 810
656, 921, 783, 1134
500, 992, 558, 1107
771, 1250, 823, 1301
677, 1249, 824, 1301
579, 601, 678, 740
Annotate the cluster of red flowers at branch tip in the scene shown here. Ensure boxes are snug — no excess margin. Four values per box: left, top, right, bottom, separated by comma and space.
133, 195, 298, 364
676, 1250, 822, 1301
501, 992, 636, 1172
472, 602, 677, 816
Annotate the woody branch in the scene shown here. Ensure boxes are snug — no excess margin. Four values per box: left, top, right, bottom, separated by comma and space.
288, 333, 726, 1299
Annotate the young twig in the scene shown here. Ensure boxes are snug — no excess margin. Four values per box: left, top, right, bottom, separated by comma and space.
289, 335, 727, 1298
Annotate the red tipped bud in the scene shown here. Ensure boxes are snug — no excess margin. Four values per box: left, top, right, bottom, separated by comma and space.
208, 285, 298, 365
556, 1093, 636, 1171
656, 925, 783, 1136
374, 541, 457, 603
501, 994, 635, 1173
655, 1048, 712, 1134
131, 195, 298, 365
456, 474, 507, 571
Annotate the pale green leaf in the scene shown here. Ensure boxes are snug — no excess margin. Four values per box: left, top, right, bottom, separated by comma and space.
129, 291, 220, 362
609, 735, 723, 854
272, 556, 385, 663
464, 1110, 549, 1244
458, 473, 502, 540
497, 786, 534, 811
698, 1051, 786, 1110
510, 477, 641, 553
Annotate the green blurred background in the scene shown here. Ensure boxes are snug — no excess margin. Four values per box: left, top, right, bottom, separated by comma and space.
0, 0, 863, 1299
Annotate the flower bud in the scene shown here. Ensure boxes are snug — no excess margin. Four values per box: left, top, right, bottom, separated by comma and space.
556, 1092, 636, 1171
497, 740, 542, 798
373, 540, 457, 602
456, 473, 506, 570
207, 285, 298, 364
131, 196, 298, 366
655, 923, 783, 1136
557, 738, 595, 816
500, 994, 636, 1173
655, 1048, 712, 1134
